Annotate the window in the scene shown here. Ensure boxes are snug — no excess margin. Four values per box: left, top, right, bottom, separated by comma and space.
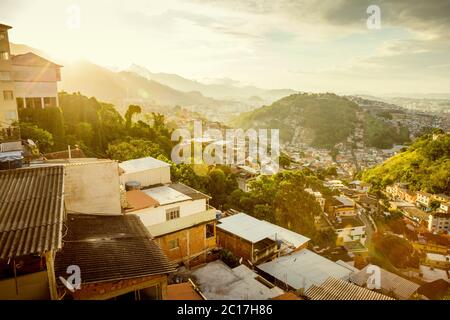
44, 97, 57, 107
3, 90, 13, 101
206, 222, 215, 238
168, 239, 179, 250
0, 71, 11, 81
0, 51, 9, 60
166, 207, 180, 221
4, 111, 17, 121
25, 97, 42, 109
0, 32, 5, 40
16, 97, 24, 109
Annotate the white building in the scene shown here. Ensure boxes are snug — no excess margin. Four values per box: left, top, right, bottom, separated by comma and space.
332, 216, 367, 245
428, 212, 450, 233
119, 156, 171, 188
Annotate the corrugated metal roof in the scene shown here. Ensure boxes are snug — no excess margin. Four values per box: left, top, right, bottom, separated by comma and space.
257, 249, 353, 290
0, 166, 64, 259
54, 214, 176, 285
217, 213, 310, 247
350, 265, 420, 300
305, 277, 394, 300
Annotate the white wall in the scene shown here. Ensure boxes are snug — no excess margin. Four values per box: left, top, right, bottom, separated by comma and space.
120, 166, 171, 188
14, 81, 58, 98
64, 161, 122, 215
134, 198, 207, 227
336, 226, 366, 245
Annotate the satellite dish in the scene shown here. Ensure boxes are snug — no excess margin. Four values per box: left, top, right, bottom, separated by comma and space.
27, 139, 36, 146
239, 257, 243, 264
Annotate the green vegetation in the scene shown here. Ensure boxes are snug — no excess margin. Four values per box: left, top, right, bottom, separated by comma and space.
231, 93, 359, 148
371, 233, 420, 270
18, 92, 172, 158
363, 113, 409, 149
360, 131, 450, 194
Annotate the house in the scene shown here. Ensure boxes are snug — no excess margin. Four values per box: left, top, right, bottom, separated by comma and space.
402, 207, 428, 223
235, 165, 258, 192
0, 166, 64, 299
424, 253, 450, 270
437, 202, 450, 214
433, 194, 450, 204
304, 188, 325, 211
331, 216, 366, 246
386, 183, 416, 203
0, 23, 17, 128
119, 156, 171, 188
256, 249, 353, 294
216, 213, 310, 265
348, 180, 370, 193
326, 195, 356, 218
418, 265, 449, 283
54, 214, 176, 300
428, 211, 450, 233
305, 277, 393, 300
190, 260, 284, 300
416, 191, 433, 208
351, 264, 420, 300
357, 194, 378, 214
12, 52, 62, 109
121, 157, 217, 267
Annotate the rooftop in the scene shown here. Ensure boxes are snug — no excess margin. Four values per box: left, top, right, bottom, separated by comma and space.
54, 214, 176, 285
0, 166, 64, 259
11, 52, 62, 67
257, 249, 353, 291
351, 264, 420, 300
125, 190, 160, 212
191, 260, 284, 300
167, 282, 204, 300
332, 216, 365, 229
119, 156, 170, 174
142, 185, 191, 205
217, 212, 310, 248
305, 277, 394, 300
333, 195, 354, 207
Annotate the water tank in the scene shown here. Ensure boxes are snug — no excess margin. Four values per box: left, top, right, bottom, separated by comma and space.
125, 180, 141, 191
215, 211, 222, 219
0, 151, 23, 170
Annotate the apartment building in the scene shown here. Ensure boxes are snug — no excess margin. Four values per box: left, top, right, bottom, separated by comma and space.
120, 157, 217, 267
428, 212, 450, 233
0, 24, 17, 131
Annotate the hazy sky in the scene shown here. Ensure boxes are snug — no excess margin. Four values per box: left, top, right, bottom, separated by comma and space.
1, 0, 449, 94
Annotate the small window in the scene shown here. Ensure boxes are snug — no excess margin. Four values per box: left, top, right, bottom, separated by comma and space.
0, 32, 5, 40
0, 71, 11, 81
43, 97, 57, 107
4, 110, 17, 121
3, 90, 13, 100
206, 222, 215, 238
16, 97, 24, 109
166, 207, 180, 221
168, 239, 179, 250
0, 51, 9, 60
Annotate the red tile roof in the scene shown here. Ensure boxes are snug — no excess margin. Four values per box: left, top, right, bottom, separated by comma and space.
125, 190, 159, 212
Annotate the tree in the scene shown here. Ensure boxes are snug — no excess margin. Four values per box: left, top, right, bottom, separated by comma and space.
106, 139, 163, 161
124, 105, 142, 129
18, 122, 54, 152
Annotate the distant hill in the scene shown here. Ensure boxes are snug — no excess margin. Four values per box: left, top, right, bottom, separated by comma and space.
360, 132, 450, 194
230, 93, 409, 149
128, 64, 296, 103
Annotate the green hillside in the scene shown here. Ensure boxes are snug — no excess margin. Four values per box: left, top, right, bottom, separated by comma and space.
230, 93, 408, 149
360, 132, 450, 194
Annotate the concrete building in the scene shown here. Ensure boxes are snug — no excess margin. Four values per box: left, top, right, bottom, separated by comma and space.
332, 216, 366, 246
190, 260, 284, 300
0, 24, 18, 132
256, 249, 353, 294
121, 157, 217, 267
428, 212, 450, 233
424, 253, 450, 270
12, 53, 62, 109
326, 195, 356, 218
216, 212, 310, 266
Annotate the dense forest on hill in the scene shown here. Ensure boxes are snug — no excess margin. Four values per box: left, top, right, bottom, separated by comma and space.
230, 93, 409, 149
360, 131, 450, 194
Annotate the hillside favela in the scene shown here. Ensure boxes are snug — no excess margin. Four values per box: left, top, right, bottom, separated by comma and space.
0, 0, 449, 310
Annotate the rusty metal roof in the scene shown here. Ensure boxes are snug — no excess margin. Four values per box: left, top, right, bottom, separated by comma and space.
54, 214, 176, 285
0, 166, 65, 259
